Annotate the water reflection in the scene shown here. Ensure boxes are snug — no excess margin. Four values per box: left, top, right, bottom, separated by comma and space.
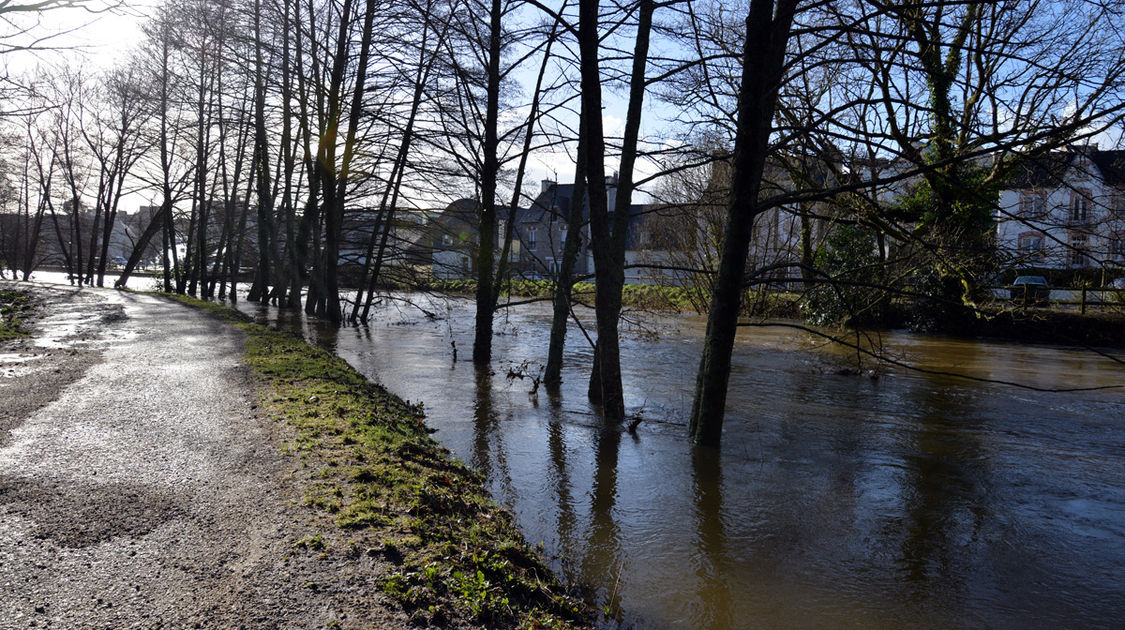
545, 389, 578, 578
585, 427, 624, 620
896, 373, 986, 613
228, 292, 1125, 629
472, 366, 496, 477
690, 447, 732, 630
471, 366, 516, 504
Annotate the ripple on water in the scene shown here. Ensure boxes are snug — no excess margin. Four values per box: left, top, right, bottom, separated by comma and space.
229, 291, 1125, 629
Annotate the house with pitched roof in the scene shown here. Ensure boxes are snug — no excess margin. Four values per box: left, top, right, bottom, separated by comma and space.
996, 146, 1125, 271
427, 177, 685, 284
512, 177, 683, 283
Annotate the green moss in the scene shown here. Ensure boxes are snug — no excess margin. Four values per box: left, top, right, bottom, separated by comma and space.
0, 288, 33, 342
165, 293, 592, 628
294, 535, 327, 551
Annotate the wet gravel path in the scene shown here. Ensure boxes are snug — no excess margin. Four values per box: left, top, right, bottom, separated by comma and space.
0, 284, 406, 629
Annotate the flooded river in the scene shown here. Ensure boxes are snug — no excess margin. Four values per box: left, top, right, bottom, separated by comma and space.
234, 292, 1125, 629
26, 273, 1125, 628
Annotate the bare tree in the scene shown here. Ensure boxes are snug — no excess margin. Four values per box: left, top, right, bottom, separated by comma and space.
687, 0, 797, 446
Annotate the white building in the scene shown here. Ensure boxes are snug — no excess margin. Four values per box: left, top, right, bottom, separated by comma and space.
996, 146, 1125, 271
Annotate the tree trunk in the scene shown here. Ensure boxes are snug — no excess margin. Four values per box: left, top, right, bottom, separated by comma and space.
689, 0, 797, 447
249, 0, 279, 305
576, 0, 625, 419
545, 112, 587, 386
578, 0, 654, 421
116, 209, 164, 288
308, 0, 356, 322
471, 0, 503, 364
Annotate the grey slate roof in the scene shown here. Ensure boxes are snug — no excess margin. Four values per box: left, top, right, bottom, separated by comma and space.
1007, 148, 1125, 189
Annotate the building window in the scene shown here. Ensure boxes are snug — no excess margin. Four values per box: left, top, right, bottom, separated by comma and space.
1111, 232, 1125, 261
526, 226, 537, 251
442, 234, 453, 247
1019, 191, 1046, 218
1114, 192, 1125, 219
1070, 189, 1090, 222
560, 224, 567, 245
1069, 232, 1089, 267
1017, 231, 1044, 261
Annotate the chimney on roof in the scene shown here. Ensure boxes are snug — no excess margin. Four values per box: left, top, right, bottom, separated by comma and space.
541, 178, 555, 194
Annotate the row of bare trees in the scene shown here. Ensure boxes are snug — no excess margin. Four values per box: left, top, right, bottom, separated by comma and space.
2, 0, 1123, 446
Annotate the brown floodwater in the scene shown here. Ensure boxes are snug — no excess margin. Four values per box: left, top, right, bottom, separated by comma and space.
25, 273, 1125, 628
221, 292, 1124, 629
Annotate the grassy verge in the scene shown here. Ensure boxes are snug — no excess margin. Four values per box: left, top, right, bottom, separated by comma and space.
413, 277, 801, 317
0, 288, 33, 342
166, 295, 592, 629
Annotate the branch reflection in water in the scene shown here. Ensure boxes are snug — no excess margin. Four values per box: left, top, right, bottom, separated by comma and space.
234, 292, 1125, 630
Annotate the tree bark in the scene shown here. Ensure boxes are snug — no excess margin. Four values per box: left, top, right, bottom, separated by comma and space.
689, 0, 797, 447
576, 0, 625, 419
545, 111, 587, 386
585, 0, 654, 411
471, 0, 504, 364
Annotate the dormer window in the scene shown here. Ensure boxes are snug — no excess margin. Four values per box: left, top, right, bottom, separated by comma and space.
1072, 150, 1093, 178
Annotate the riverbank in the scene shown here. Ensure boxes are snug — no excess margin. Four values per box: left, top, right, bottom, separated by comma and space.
3, 283, 421, 629
169, 294, 593, 629
415, 278, 800, 317
1, 282, 592, 628
417, 278, 1125, 349
965, 305, 1125, 348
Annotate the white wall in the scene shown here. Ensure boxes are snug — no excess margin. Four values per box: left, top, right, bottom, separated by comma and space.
996, 160, 1124, 270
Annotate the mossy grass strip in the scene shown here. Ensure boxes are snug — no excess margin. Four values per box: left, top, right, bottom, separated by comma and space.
390, 277, 800, 317
166, 294, 592, 629
0, 288, 33, 342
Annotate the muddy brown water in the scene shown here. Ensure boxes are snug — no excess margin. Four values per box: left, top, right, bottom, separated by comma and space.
29, 274, 1125, 628
229, 292, 1125, 629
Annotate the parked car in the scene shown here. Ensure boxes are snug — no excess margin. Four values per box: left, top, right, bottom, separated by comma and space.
1009, 275, 1050, 302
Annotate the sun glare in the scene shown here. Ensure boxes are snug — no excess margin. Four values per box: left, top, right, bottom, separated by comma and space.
3, 1, 146, 70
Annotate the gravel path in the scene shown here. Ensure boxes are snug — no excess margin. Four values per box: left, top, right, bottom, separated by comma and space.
0, 284, 407, 629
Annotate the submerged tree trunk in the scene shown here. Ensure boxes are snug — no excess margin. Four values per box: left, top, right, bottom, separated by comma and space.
545, 112, 587, 386
588, 0, 654, 407
471, 0, 503, 364
689, 0, 797, 447
578, 0, 654, 421
576, 0, 625, 419
353, 0, 446, 323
